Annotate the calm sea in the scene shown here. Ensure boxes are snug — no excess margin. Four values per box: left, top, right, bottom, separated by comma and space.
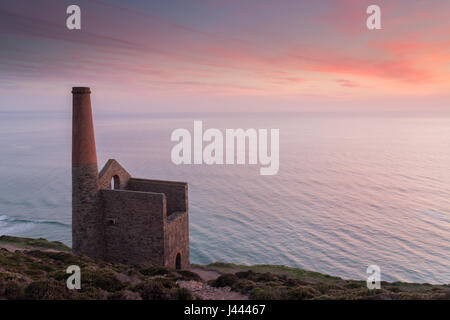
0, 111, 449, 284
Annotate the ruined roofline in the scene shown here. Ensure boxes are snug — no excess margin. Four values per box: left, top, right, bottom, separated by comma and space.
98, 159, 131, 190
98, 159, 130, 180
98, 159, 188, 189
128, 177, 188, 186
99, 188, 168, 218
100, 188, 166, 197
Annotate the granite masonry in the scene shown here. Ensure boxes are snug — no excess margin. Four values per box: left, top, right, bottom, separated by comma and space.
71, 87, 189, 269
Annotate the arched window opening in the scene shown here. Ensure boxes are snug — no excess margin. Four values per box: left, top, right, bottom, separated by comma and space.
111, 175, 120, 190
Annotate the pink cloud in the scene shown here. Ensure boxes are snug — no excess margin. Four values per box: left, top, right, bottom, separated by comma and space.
1, 0, 449, 100
335, 79, 359, 88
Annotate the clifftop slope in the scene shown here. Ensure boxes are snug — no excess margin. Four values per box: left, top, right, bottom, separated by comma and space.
0, 236, 449, 300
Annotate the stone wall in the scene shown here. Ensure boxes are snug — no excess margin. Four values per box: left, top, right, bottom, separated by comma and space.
165, 211, 190, 269
126, 178, 187, 215
74, 159, 190, 268
72, 163, 104, 259
98, 159, 131, 190
100, 189, 166, 265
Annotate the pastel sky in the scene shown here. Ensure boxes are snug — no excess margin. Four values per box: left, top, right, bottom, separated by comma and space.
1, 0, 449, 112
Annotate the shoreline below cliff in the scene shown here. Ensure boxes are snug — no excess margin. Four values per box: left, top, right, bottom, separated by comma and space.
0, 235, 449, 300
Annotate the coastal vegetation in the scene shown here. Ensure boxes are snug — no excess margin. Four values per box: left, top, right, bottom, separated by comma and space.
0, 236, 449, 300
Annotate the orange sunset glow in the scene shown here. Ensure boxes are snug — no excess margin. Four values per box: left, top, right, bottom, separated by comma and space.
1, 0, 449, 112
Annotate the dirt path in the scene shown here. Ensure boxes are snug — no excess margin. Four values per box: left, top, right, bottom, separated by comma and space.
190, 267, 221, 281
177, 280, 248, 300
179, 267, 248, 300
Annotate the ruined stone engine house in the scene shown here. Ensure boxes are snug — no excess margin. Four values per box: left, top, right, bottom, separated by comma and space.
71, 87, 189, 269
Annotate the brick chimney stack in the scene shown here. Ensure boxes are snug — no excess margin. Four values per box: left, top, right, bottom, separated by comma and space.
71, 87, 103, 258
72, 87, 97, 166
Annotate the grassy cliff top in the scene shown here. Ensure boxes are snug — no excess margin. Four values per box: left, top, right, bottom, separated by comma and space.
0, 235, 70, 252
199, 262, 450, 300
0, 236, 449, 300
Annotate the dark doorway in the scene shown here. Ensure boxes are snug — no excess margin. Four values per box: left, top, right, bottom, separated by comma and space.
175, 253, 181, 270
